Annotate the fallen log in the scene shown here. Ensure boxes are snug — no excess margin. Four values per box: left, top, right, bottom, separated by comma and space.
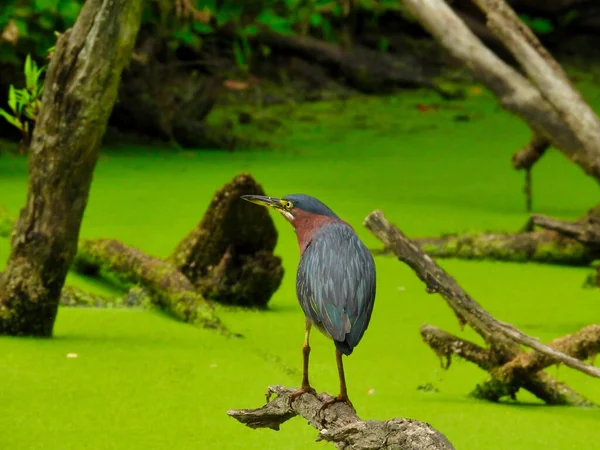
170, 173, 284, 308
364, 210, 599, 405
227, 385, 455, 450
74, 239, 226, 332
411, 229, 591, 266
241, 26, 458, 96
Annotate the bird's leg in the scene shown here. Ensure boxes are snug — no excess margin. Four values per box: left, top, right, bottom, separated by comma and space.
319, 351, 354, 413
291, 320, 316, 400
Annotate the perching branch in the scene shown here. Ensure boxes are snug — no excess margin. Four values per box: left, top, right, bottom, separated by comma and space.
227, 385, 455, 450
364, 210, 600, 379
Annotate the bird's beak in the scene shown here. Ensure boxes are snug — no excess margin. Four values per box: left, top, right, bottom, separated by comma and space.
241, 195, 284, 210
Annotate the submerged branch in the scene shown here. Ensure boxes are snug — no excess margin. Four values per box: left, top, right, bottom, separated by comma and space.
227, 385, 455, 450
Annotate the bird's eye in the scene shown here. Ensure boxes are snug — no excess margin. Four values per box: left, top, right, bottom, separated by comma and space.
285, 201, 293, 210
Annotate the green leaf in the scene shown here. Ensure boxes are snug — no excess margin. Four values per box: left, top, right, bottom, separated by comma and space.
13, 19, 28, 37
241, 25, 258, 36
309, 13, 322, 27
232, 40, 246, 70
37, 15, 55, 31
34, 0, 58, 13
192, 22, 214, 34
24, 55, 34, 90
58, 0, 82, 24
8, 85, 17, 112
0, 108, 23, 130
257, 9, 293, 35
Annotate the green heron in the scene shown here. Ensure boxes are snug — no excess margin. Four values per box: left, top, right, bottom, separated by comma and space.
241, 194, 376, 409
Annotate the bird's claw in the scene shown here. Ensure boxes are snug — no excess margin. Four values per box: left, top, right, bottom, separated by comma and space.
289, 385, 317, 406
318, 394, 354, 417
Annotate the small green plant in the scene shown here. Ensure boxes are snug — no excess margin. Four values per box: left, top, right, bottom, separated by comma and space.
0, 54, 45, 148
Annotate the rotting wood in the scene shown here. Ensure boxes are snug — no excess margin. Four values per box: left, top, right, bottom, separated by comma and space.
170, 173, 283, 308
228, 385, 455, 450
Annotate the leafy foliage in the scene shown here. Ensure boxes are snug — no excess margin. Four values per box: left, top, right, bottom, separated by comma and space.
0, 0, 82, 65
0, 54, 45, 146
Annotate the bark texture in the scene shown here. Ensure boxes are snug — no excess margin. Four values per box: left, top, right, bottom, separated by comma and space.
75, 239, 225, 331
170, 173, 283, 307
402, 0, 600, 183
0, 0, 143, 336
364, 210, 600, 404
228, 385, 455, 450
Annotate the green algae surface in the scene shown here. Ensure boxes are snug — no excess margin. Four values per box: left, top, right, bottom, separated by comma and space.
0, 89, 599, 449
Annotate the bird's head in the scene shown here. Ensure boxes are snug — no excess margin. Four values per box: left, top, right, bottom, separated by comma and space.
241, 194, 338, 226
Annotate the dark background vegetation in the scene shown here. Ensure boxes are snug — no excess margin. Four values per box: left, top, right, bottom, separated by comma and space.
2, 0, 600, 150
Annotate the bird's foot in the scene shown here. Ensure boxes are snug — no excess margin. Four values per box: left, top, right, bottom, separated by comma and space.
289, 384, 317, 404
318, 393, 354, 416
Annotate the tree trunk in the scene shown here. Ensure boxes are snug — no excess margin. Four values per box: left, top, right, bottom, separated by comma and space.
0, 0, 143, 336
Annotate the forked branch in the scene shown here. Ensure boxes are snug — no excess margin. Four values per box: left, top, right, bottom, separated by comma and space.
364, 210, 600, 379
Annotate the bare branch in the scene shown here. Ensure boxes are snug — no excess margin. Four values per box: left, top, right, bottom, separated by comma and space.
512, 134, 550, 171
420, 324, 496, 370
473, 0, 600, 163
364, 210, 600, 379
401, 0, 600, 182
498, 324, 600, 382
421, 324, 595, 406
531, 215, 600, 245
227, 385, 455, 450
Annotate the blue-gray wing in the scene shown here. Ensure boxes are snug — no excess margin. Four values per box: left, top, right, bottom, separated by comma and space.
296, 222, 376, 355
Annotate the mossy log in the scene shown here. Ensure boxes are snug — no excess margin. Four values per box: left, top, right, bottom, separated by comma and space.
375, 205, 600, 267
0, 0, 143, 336
75, 239, 225, 332
59, 285, 152, 309
170, 173, 283, 308
411, 230, 592, 266
364, 210, 599, 405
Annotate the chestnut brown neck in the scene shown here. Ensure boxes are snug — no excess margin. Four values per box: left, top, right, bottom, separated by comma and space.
291, 209, 341, 253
